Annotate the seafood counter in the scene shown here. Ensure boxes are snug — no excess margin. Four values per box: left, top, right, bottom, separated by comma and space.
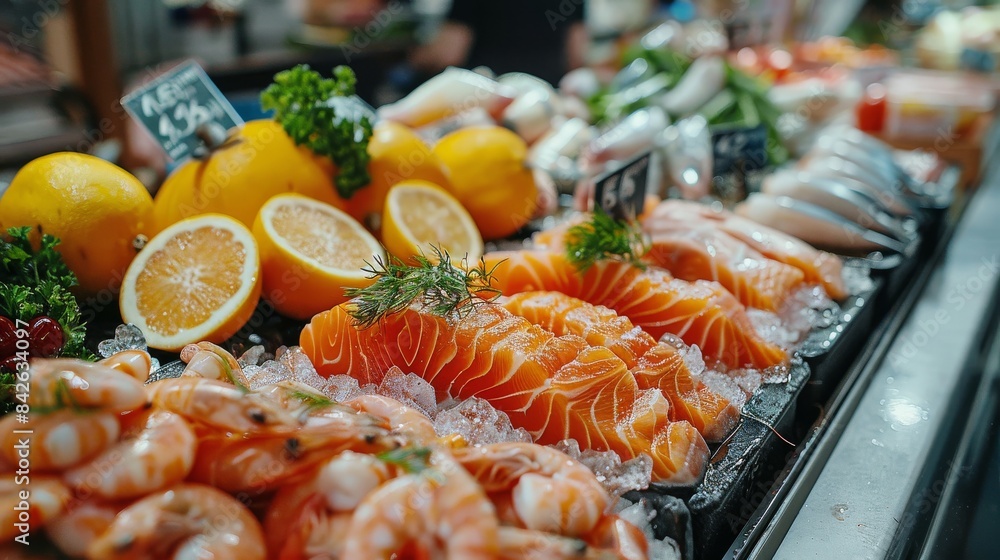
0, 28, 996, 560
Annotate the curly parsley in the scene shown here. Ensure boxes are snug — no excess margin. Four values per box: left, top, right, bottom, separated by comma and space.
261, 64, 374, 199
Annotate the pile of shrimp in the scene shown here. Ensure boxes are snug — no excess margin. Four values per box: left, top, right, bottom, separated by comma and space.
0, 343, 651, 560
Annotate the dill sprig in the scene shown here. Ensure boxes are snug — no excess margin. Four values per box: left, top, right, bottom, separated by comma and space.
344, 247, 501, 329
564, 209, 650, 272
289, 390, 336, 411
377, 446, 432, 473
30, 378, 85, 415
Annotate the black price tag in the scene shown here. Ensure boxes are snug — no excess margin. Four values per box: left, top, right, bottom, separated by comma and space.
122, 60, 244, 161
593, 152, 651, 220
711, 124, 768, 177
710, 124, 768, 202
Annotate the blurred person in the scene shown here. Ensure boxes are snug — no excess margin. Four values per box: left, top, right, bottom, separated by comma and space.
411, 0, 588, 85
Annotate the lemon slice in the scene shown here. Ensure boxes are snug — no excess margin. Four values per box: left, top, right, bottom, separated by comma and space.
253, 193, 385, 320
119, 214, 261, 351
382, 180, 484, 265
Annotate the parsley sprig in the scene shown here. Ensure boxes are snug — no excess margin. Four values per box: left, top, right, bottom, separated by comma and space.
261, 64, 374, 199
344, 247, 502, 329
564, 210, 650, 272
0, 227, 90, 358
1, 227, 93, 414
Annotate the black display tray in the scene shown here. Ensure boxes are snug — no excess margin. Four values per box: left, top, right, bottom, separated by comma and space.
685, 360, 810, 559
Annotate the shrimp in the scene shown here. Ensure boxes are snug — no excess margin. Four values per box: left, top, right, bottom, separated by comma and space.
62, 409, 196, 500
179, 341, 250, 387
254, 379, 382, 427
86, 483, 266, 560
0, 410, 119, 471
342, 450, 500, 559
345, 394, 437, 444
453, 443, 611, 538
0, 476, 70, 541
188, 420, 400, 494
46, 500, 127, 558
265, 451, 396, 558
146, 377, 301, 434
498, 526, 622, 560
99, 349, 153, 382
28, 358, 147, 412
587, 515, 649, 560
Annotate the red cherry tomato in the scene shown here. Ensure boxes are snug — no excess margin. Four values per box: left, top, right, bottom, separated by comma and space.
28, 316, 65, 358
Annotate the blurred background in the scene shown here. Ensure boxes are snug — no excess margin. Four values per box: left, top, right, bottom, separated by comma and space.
0, 0, 992, 189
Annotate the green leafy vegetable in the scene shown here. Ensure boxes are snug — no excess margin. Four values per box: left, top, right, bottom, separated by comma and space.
261, 64, 374, 198
344, 247, 501, 329
564, 210, 650, 272
0, 373, 14, 415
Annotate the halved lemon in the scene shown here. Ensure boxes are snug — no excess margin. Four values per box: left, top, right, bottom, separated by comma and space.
252, 193, 385, 320
382, 180, 484, 265
119, 214, 262, 351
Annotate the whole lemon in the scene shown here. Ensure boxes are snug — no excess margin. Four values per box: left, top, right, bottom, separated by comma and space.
432, 125, 537, 240
152, 119, 343, 232
0, 152, 154, 296
346, 121, 450, 234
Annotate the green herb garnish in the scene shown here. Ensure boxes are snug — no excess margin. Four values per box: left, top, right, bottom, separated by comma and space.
289, 390, 336, 411
0, 227, 91, 355
564, 210, 650, 272
261, 64, 374, 198
344, 247, 501, 329
377, 446, 432, 473
1, 227, 94, 414
30, 378, 84, 415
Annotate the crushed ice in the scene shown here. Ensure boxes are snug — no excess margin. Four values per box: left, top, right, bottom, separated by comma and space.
433, 398, 533, 446
842, 263, 875, 295
614, 498, 683, 560
553, 440, 653, 496
97, 324, 160, 372
659, 335, 755, 410
748, 285, 839, 348
377, 367, 439, 419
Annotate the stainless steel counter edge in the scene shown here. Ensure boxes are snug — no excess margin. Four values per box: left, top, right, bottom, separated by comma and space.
753, 175, 1000, 559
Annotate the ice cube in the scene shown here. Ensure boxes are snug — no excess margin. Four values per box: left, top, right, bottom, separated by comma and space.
277, 346, 330, 389
842, 263, 874, 295
648, 538, 683, 560
237, 345, 267, 368
244, 360, 291, 391
433, 398, 532, 445
323, 375, 366, 402
552, 439, 653, 495
700, 369, 750, 410
97, 324, 149, 358
748, 308, 801, 348
376, 368, 439, 418
614, 497, 682, 560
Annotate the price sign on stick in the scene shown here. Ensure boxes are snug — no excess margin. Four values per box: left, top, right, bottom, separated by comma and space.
592, 152, 651, 221
122, 60, 244, 161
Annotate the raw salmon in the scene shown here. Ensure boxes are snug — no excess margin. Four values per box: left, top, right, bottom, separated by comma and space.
481, 250, 788, 370
502, 291, 739, 440
643, 200, 847, 300
301, 302, 709, 483
643, 225, 805, 311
